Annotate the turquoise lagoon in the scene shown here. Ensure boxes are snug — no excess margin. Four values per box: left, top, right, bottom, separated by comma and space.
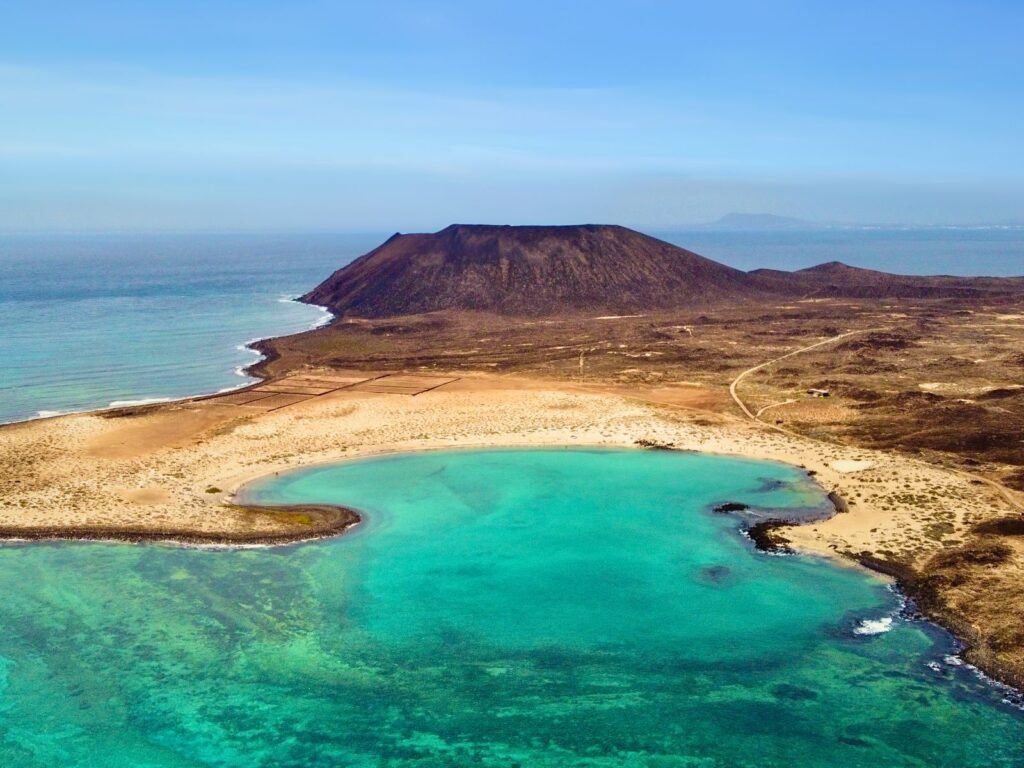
0, 449, 1020, 766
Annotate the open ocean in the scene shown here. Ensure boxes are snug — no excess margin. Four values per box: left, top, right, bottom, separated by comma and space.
660, 227, 1024, 275
2, 228, 1021, 425
0, 233, 381, 425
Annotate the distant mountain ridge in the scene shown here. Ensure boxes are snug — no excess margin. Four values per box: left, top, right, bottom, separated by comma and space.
694, 213, 1024, 231
699, 213, 825, 231
303, 224, 1024, 317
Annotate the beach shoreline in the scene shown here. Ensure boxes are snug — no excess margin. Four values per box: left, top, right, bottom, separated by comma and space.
1, 371, 1020, 688
0, 371, 1006, 559
0, 296, 327, 429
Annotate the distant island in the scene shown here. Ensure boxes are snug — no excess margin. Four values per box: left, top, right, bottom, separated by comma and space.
698, 212, 826, 231
692, 212, 1024, 231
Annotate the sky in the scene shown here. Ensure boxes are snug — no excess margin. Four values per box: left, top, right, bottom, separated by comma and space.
1, 1, 1022, 232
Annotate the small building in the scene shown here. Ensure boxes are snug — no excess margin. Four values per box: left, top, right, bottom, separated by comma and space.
807, 388, 831, 398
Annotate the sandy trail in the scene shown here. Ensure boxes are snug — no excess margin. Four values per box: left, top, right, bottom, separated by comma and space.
728, 328, 875, 418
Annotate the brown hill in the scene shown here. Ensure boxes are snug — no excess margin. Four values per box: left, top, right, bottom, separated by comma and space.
302, 224, 761, 317
749, 261, 1024, 300
303, 226, 1024, 318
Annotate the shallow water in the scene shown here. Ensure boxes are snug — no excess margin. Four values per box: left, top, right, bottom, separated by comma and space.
0, 449, 1020, 766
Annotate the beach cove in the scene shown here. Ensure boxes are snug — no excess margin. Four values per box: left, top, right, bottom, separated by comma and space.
0, 447, 1021, 765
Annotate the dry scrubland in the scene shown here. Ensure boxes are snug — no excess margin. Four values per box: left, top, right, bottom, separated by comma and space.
2, 295, 1023, 686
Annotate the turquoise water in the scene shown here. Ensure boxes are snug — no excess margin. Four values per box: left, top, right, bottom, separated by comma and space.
0, 449, 1019, 766
0, 233, 379, 424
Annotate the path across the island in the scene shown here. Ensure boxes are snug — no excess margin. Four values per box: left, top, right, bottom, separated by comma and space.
728, 329, 874, 420
727, 328, 1024, 514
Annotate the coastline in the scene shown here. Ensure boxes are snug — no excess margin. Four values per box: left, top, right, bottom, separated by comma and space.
0, 296, 329, 429
1, 372, 1021, 690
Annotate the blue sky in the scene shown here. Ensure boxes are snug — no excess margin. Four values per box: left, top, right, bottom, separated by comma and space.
2, 1, 1022, 231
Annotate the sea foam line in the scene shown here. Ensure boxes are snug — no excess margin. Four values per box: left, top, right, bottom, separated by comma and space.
231, 299, 329, 380
236, 337, 265, 354
311, 305, 332, 328
277, 295, 332, 328
108, 397, 173, 408
926, 654, 1024, 712
9, 295, 328, 426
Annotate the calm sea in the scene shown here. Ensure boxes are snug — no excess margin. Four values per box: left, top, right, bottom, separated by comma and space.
0, 233, 381, 424
2, 228, 1020, 425
660, 227, 1024, 275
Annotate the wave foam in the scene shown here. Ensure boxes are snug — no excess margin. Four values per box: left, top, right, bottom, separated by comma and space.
236, 337, 264, 354
233, 366, 259, 380
936, 654, 1024, 711
108, 397, 172, 408
853, 616, 894, 636
277, 295, 331, 329
35, 410, 66, 419
310, 306, 332, 329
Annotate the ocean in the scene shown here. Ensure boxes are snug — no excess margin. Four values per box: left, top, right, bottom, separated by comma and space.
2, 228, 1021, 425
0, 233, 380, 424
0, 449, 1018, 765
660, 227, 1024, 275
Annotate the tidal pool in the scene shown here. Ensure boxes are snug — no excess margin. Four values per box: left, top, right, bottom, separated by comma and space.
0, 449, 1020, 766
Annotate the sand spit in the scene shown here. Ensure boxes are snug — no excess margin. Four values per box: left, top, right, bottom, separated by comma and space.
0, 504, 359, 548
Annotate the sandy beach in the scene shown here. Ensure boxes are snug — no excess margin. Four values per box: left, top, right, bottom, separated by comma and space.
0, 371, 1009, 560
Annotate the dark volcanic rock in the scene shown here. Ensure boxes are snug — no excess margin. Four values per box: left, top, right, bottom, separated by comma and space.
1004, 469, 1024, 492
972, 516, 1024, 537
747, 519, 793, 553
834, 330, 920, 352
713, 501, 750, 513
977, 387, 1024, 401
302, 224, 761, 317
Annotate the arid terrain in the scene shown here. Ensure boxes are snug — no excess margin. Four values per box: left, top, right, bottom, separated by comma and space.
2, 225, 1022, 688
264, 231, 1024, 690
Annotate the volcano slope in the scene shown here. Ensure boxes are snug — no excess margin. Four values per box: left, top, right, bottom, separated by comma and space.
302, 224, 768, 316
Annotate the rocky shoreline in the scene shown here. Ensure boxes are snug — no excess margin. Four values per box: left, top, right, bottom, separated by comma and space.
709, 490, 1024, 696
